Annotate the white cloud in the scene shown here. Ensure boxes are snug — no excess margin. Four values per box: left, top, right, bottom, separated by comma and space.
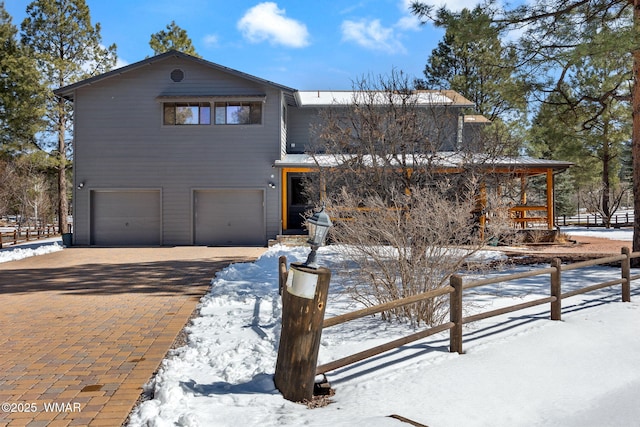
417, 0, 485, 13
341, 19, 407, 54
115, 57, 128, 69
397, 0, 423, 30
396, 15, 422, 31
237, 2, 310, 48
339, 0, 422, 54
202, 34, 219, 48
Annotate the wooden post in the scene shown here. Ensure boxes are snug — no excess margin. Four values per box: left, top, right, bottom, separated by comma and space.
449, 274, 463, 354
551, 258, 562, 320
622, 247, 631, 303
13, 230, 17, 245
275, 263, 331, 402
546, 168, 554, 230
278, 255, 288, 296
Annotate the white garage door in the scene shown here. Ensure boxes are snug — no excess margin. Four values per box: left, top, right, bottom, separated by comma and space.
90, 190, 161, 246
194, 189, 264, 246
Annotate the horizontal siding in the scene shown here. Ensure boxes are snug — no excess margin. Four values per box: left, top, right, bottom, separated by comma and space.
287, 108, 321, 153
286, 106, 464, 154
73, 56, 282, 245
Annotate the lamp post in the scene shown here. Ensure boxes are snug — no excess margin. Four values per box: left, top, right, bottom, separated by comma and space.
304, 204, 333, 269
275, 204, 333, 402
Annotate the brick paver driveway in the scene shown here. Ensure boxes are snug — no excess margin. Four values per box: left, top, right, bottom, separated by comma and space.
0, 246, 266, 427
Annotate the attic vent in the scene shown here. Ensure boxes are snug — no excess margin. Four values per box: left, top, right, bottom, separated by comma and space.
170, 69, 184, 82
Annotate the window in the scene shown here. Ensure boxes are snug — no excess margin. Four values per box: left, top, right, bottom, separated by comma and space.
163, 102, 211, 125
214, 102, 262, 125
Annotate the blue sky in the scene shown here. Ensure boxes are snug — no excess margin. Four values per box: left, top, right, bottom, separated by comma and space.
4, 0, 478, 89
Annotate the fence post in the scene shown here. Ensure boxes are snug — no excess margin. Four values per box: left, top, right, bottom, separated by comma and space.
551, 258, 562, 321
278, 255, 288, 296
13, 230, 17, 245
449, 274, 464, 354
622, 247, 631, 303
275, 263, 331, 402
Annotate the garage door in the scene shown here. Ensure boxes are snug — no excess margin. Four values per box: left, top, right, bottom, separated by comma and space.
90, 190, 161, 245
194, 189, 264, 246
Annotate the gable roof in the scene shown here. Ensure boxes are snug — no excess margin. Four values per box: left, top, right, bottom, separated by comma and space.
54, 50, 297, 102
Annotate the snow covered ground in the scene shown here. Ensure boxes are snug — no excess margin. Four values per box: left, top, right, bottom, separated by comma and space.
0, 237, 63, 263
123, 228, 640, 427
0, 229, 636, 426
560, 226, 633, 241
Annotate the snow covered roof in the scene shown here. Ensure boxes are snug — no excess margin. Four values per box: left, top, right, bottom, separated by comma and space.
295, 90, 474, 107
275, 153, 572, 170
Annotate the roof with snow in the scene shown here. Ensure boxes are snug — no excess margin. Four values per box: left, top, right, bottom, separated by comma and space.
275, 153, 572, 171
295, 90, 474, 107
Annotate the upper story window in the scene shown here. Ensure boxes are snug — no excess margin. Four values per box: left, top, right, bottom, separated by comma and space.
214, 102, 262, 125
163, 102, 211, 125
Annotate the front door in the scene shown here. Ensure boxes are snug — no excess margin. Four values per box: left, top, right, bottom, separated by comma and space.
287, 173, 313, 231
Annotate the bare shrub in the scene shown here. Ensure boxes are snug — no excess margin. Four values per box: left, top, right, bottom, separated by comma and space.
324, 171, 519, 326
328, 182, 490, 326
582, 182, 629, 228
306, 71, 516, 326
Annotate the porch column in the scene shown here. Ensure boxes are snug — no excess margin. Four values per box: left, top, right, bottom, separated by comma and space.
520, 175, 527, 229
546, 168, 554, 229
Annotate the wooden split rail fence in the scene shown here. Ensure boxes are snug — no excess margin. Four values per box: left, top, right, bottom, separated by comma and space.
280, 247, 639, 376
0, 227, 59, 249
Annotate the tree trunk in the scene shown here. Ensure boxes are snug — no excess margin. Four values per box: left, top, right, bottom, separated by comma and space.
632, 0, 640, 262
57, 98, 68, 234
602, 127, 611, 228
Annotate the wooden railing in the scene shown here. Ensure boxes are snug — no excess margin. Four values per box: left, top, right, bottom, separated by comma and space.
509, 205, 548, 228
308, 247, 637, 375
0, 227, 60, 249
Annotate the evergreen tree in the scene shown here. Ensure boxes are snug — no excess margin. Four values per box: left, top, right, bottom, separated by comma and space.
0, 2, 45, 155
416, 7, 528, 123
149, 21, 200, 57
413, 0, 639, 241
512, 3, 631, 226
21, 0, 117, 233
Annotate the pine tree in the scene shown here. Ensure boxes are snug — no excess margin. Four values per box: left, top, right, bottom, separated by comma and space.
0, 2, 45, 155
149, 21, 200, 57
415, 7, 528, 123
413, 0, 639, 245
20, 0, 117, 233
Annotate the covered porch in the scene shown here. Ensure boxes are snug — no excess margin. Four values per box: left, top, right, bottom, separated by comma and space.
275, 154, 572, 235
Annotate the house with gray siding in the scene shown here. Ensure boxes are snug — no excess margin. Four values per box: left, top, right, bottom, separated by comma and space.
55, 50, 569, 246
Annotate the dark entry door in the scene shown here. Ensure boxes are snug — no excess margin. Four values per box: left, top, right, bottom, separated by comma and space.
287, 174, 313, 231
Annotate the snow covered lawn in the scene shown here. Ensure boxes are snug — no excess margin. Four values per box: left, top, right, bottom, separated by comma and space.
126, 236, 640, 427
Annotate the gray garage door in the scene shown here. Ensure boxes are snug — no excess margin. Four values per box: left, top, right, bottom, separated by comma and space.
194, 189, 264, 246
90, 190, 161, 246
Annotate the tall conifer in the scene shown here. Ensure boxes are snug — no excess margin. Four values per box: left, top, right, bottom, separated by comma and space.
149, 21, 200, 57
21, 0, 117, 233
0, 2, 45, 155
